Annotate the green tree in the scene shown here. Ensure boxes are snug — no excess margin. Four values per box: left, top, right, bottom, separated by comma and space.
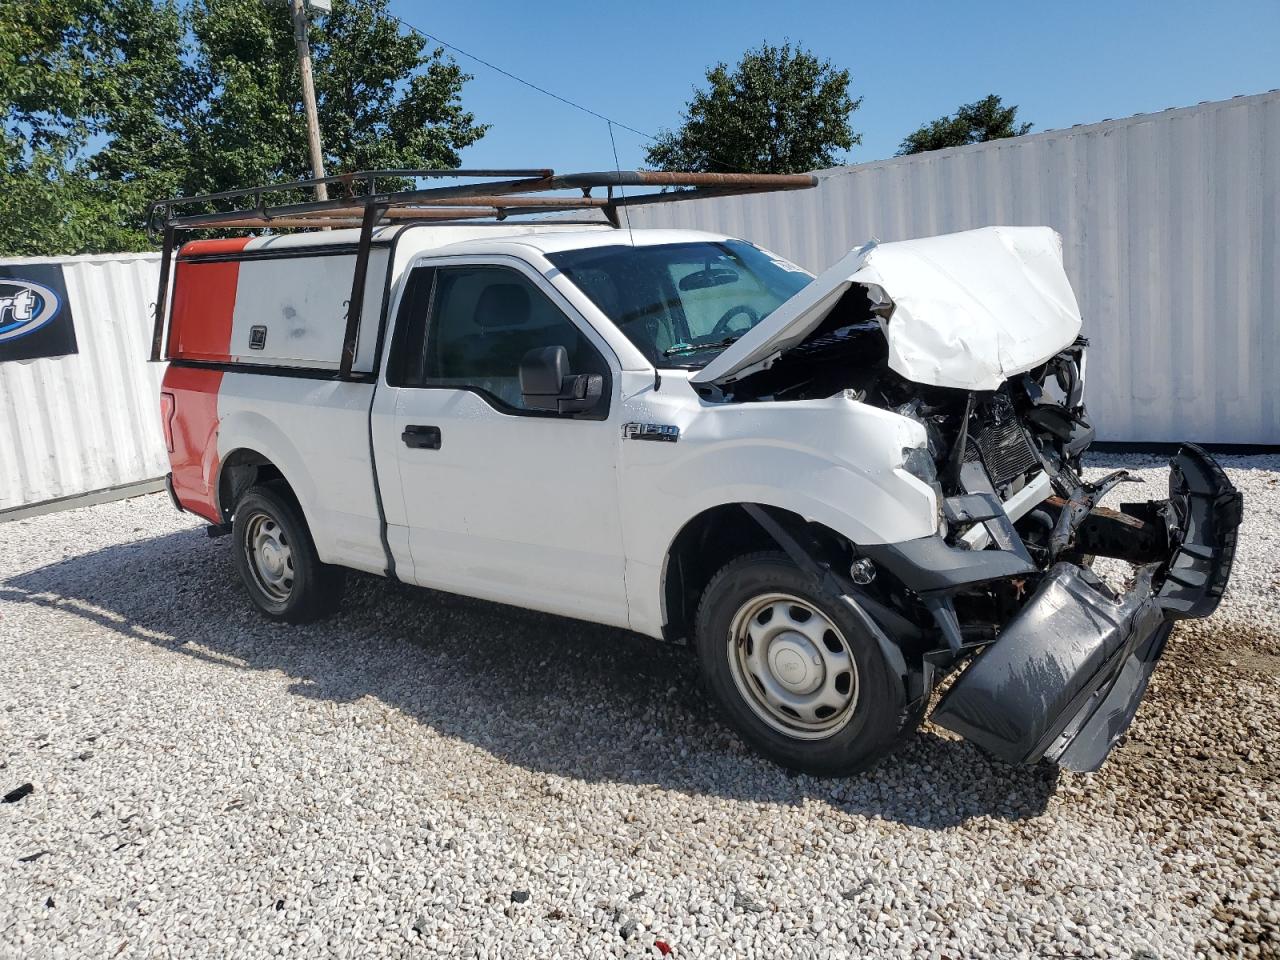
312, 2, 486, 173
82, 0, 196, 249
0, 0, 93, 168
897, 94, 1032, 156
0, 0, 489, 256
0, 0, 190, 254
186, 0, 486, 194
646, 42, 860, 174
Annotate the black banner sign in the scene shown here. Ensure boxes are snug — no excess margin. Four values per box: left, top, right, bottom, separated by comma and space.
0, 263, 79, 362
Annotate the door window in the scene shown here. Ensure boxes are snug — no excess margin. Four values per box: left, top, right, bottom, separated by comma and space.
390, 265, 608, 412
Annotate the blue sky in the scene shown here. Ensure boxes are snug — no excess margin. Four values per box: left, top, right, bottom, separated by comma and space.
386, 0, 1279, 172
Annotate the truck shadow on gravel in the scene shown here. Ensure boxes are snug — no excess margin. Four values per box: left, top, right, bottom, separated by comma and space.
2, 527, 1057, 828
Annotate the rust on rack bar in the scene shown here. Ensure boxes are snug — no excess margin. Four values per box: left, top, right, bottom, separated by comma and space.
620, 171, 815, 188
402, 195, 610, 208
213, 217, 367, 229
209, 208, 509, 228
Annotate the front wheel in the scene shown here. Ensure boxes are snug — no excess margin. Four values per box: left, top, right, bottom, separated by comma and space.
694, 551, 907, 776
231, 482, 343, 624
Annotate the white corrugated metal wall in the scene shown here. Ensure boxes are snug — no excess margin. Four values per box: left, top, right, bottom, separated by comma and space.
0, 253, 165, 511
629, 91, 1280, 444
1, 94, 1274, 512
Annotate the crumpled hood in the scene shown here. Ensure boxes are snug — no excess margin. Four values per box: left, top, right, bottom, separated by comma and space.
691, 226, 1083, 392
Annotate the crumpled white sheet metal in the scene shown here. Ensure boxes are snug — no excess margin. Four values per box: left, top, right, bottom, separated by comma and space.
693, 225, 1083, 392
857, 226, 1082, 391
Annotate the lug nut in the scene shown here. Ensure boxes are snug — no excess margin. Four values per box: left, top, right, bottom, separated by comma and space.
850, 558, 876, 585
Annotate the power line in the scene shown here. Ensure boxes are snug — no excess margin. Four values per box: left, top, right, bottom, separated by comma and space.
347, 2, 754, 176
363, 2, 657, 144
607, 121, 635, 245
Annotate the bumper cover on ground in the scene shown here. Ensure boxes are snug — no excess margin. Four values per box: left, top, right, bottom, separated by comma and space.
931, 444, 1242, 771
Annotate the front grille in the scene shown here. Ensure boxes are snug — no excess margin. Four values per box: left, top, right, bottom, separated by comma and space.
965, 417, 1039, 485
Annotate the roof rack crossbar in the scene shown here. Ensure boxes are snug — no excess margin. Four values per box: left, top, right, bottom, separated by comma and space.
149, 171, 564, 237
148, 167, 817, 237
156, 168, 553, 208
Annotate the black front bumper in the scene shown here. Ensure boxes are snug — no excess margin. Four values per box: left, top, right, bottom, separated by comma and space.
930, 444, 1242, 771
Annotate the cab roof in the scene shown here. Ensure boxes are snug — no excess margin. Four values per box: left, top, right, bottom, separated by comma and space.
428, 227, 735, 257
177, 224, 732, 260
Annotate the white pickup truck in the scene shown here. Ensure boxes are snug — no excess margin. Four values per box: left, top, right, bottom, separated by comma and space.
152, 170, 1241, 776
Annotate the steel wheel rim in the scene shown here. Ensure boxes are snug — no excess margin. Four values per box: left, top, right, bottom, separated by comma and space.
244, 512, 294, 604
727, 592, 859, 740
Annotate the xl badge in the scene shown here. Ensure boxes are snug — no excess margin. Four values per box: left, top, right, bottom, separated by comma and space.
622, 422, 680, 442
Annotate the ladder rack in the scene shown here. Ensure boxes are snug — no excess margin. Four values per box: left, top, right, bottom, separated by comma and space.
148, 167, 818, 374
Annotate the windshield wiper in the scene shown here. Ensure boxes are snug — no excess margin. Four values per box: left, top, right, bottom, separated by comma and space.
663, 336, 741, 358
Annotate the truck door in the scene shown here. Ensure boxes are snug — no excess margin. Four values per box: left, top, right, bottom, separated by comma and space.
370, 258, 630, 628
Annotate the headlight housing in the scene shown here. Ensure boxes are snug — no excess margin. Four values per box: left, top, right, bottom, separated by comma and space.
901, 446, 938, 486
902, 446, 947, 536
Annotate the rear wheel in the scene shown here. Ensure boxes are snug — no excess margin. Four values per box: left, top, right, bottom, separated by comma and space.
694, 551, 906, 775
231, 482, 343, 623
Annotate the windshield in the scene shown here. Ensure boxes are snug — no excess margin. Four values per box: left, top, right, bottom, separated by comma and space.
547, 240, 812, 367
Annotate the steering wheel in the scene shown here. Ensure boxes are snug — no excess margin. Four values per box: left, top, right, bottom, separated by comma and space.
712, 304, 760, 337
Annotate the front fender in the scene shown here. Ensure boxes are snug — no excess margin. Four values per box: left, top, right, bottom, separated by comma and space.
650, 441, 936, 548
618, 394, 939, 637
631, 397, 936, 555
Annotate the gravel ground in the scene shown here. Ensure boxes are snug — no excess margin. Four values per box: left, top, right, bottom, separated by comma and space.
1, 453, 1277, 959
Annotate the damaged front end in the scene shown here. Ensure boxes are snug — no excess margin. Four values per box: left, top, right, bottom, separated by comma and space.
857, 328, 1243, 772
697, 227, 1243, 771
879, 349, 1245, 770
852, 247, 1243, 771
861, 366, 1242, 771
893, 442, 1242, 771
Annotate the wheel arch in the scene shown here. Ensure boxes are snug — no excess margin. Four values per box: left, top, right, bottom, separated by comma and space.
660, 502, 859, 643
662, 502, 931, 727
216, 447, 297, 522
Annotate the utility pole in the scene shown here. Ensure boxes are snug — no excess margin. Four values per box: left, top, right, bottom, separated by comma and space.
288, 0, 328, 200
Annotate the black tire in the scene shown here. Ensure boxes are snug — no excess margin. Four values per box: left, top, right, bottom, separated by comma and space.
230, 481, 343, 624
694, 551, 907, 776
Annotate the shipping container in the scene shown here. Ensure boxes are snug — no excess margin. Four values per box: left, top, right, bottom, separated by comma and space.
0, 252, 164, 512
629, 91, 1280, 444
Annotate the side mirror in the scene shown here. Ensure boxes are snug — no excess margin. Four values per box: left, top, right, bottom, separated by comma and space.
519, 345, 604, 415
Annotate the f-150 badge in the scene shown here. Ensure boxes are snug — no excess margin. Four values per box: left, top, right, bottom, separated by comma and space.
622, 422, 680, 442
